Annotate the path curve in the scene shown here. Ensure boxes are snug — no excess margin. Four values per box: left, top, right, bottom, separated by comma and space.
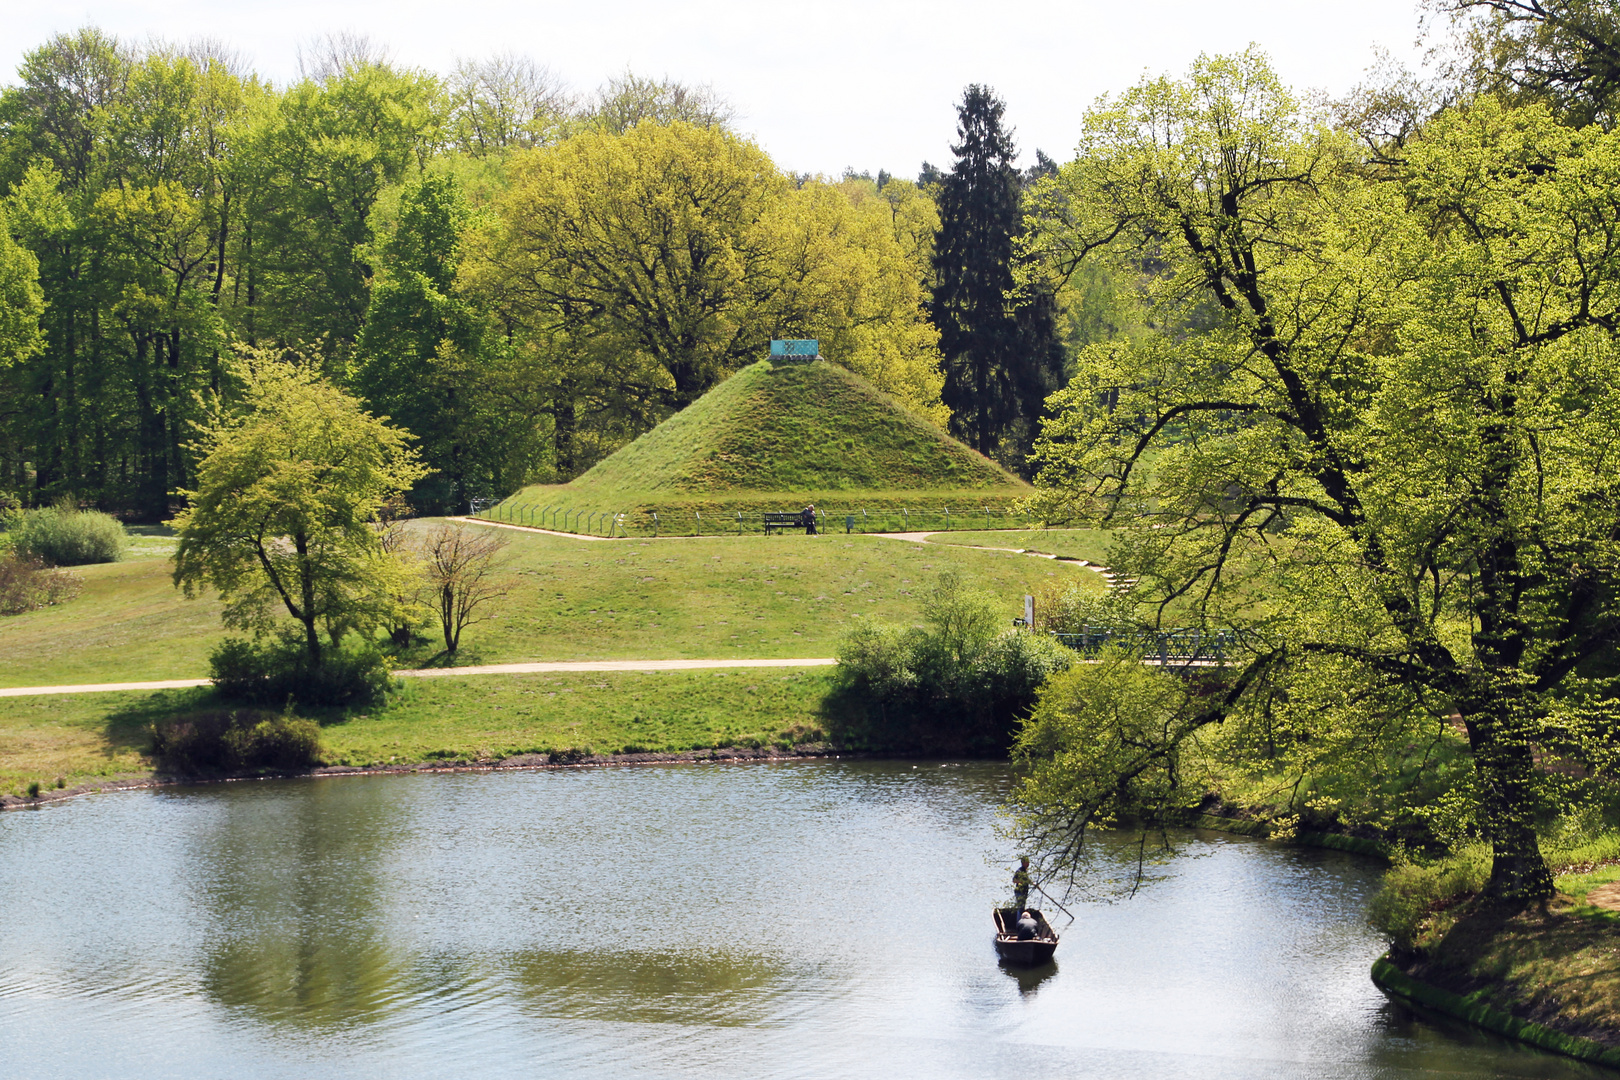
875, 530, 1116, 578
447, 516, 616, 540
0, 658, 839, 698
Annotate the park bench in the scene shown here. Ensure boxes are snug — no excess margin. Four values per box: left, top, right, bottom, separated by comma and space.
763, 511, 817, 535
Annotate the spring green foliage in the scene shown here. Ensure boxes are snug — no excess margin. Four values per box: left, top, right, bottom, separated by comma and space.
1014, 50, 1620, 904
1433, 0, 1620, 128
171, 363, 427, 668
0, 207, 43, 368
472, 122, 947, 475
0, 32, 946, 513
1033, 576, 1141, 633
833, 571, 1074, 752
4, 503, 125, 564
356, 173, 530, 512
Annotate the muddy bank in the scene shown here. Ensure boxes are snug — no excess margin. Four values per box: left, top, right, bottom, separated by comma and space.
0, 742, 879, 811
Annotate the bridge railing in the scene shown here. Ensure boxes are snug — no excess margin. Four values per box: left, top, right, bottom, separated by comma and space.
1051, 627, 1254, 665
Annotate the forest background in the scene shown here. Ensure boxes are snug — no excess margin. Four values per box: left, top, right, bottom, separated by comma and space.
0, 33, 1098, 519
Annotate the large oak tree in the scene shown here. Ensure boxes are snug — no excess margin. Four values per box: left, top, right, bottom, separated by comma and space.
1014, 52, 1620, 904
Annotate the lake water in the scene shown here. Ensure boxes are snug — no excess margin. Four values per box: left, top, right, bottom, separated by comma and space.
0, 760, 1610, 1078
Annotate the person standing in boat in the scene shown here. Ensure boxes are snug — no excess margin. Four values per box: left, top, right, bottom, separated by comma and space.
1013, 856, 1031, 913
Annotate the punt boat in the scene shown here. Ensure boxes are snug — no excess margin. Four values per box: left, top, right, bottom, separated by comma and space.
994, 908, 1059, 965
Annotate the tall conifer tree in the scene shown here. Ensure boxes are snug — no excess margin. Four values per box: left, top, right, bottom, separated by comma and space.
929, 85, 1063, 471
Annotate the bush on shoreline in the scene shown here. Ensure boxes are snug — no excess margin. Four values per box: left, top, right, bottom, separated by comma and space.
148, 709, 321, 774
832, 571, 1073, 752
4, 504, 126, 566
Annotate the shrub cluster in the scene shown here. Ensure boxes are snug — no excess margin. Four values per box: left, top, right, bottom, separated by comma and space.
833, 571, 1074, 753
209, 629, 392, 708
149, 709, 322, 774
1034, 577, 1143, 633
1367, 846, 1492, 950
4, 504, 126, 566
0, 554, 81, 615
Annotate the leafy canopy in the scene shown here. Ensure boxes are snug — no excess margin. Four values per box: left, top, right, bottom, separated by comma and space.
1013, 51, 1620, 904
171, 360, 427, 663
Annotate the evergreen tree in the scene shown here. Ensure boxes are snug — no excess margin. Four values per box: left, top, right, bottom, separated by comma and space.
928, 85, 1063, 472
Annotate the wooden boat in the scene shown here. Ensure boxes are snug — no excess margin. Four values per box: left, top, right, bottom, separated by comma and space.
994, 907, 1059, 965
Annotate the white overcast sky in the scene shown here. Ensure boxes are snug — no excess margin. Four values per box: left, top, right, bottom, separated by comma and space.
6, 0, 1431, 177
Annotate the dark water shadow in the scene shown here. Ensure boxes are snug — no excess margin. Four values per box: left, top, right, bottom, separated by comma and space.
999, 958, 1059, 997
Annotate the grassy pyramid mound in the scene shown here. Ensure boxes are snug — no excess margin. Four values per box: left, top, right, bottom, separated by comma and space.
566, 358, 1022, 497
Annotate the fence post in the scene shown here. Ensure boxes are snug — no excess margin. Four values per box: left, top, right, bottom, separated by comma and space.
985, 505, 990, 528
861, 508, 867, 532
736, 511, 743, 536
653, 512, 660, 537
944, 507, 950, 530
695, 511, 701, 536
903, 508, 909, 530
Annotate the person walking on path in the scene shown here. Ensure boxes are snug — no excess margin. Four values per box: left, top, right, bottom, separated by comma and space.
1013, 856, 1031, 913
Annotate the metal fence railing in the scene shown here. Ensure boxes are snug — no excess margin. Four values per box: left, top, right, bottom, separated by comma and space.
1051, 627, 1254, 665
470, 502, 1046, 538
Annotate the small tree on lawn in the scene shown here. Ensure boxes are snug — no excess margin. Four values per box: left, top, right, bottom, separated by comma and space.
423, 522, 509, 654
172, 361, 428, 668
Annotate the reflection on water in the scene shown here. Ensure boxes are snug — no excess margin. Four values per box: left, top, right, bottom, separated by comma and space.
195, 780, 409, 1029
505, 948, 787, 1026
0, 761, 1611, 1079
1000, 959, 1058, 997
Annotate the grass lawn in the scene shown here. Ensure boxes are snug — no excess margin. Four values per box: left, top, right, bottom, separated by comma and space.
1410, 890, 1620, 1042
925, 528, 1116, 564
0, 557, 226, 686
0, 528, 1101, 687
0, 668, 839, 796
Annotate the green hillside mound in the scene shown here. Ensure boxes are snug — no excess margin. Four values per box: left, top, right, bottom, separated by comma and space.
570, 358, 1021, 497
486, 358, 1031, 535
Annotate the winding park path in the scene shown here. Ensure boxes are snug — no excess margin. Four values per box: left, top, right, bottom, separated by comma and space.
0, 658, 841, 699
0, 522, 1112, 699
455, 517, 1120, 579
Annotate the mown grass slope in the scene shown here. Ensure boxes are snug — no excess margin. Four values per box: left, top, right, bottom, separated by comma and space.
0, 669, 840, 794
0, 526, 1101, 687
512, 359, 1024, 507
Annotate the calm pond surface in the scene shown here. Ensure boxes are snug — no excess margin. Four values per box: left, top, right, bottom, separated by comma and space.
0, 760, 1611, 1079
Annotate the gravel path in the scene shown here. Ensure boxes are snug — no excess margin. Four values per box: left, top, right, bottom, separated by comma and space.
0, 658, 839, 698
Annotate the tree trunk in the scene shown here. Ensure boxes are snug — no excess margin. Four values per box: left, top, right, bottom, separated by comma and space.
552, 382, 577, 479
1464, 702, 1555, 904
295, 531, 322, 669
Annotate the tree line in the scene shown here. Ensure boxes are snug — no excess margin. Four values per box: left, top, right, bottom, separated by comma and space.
0, 30, 1066, 518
